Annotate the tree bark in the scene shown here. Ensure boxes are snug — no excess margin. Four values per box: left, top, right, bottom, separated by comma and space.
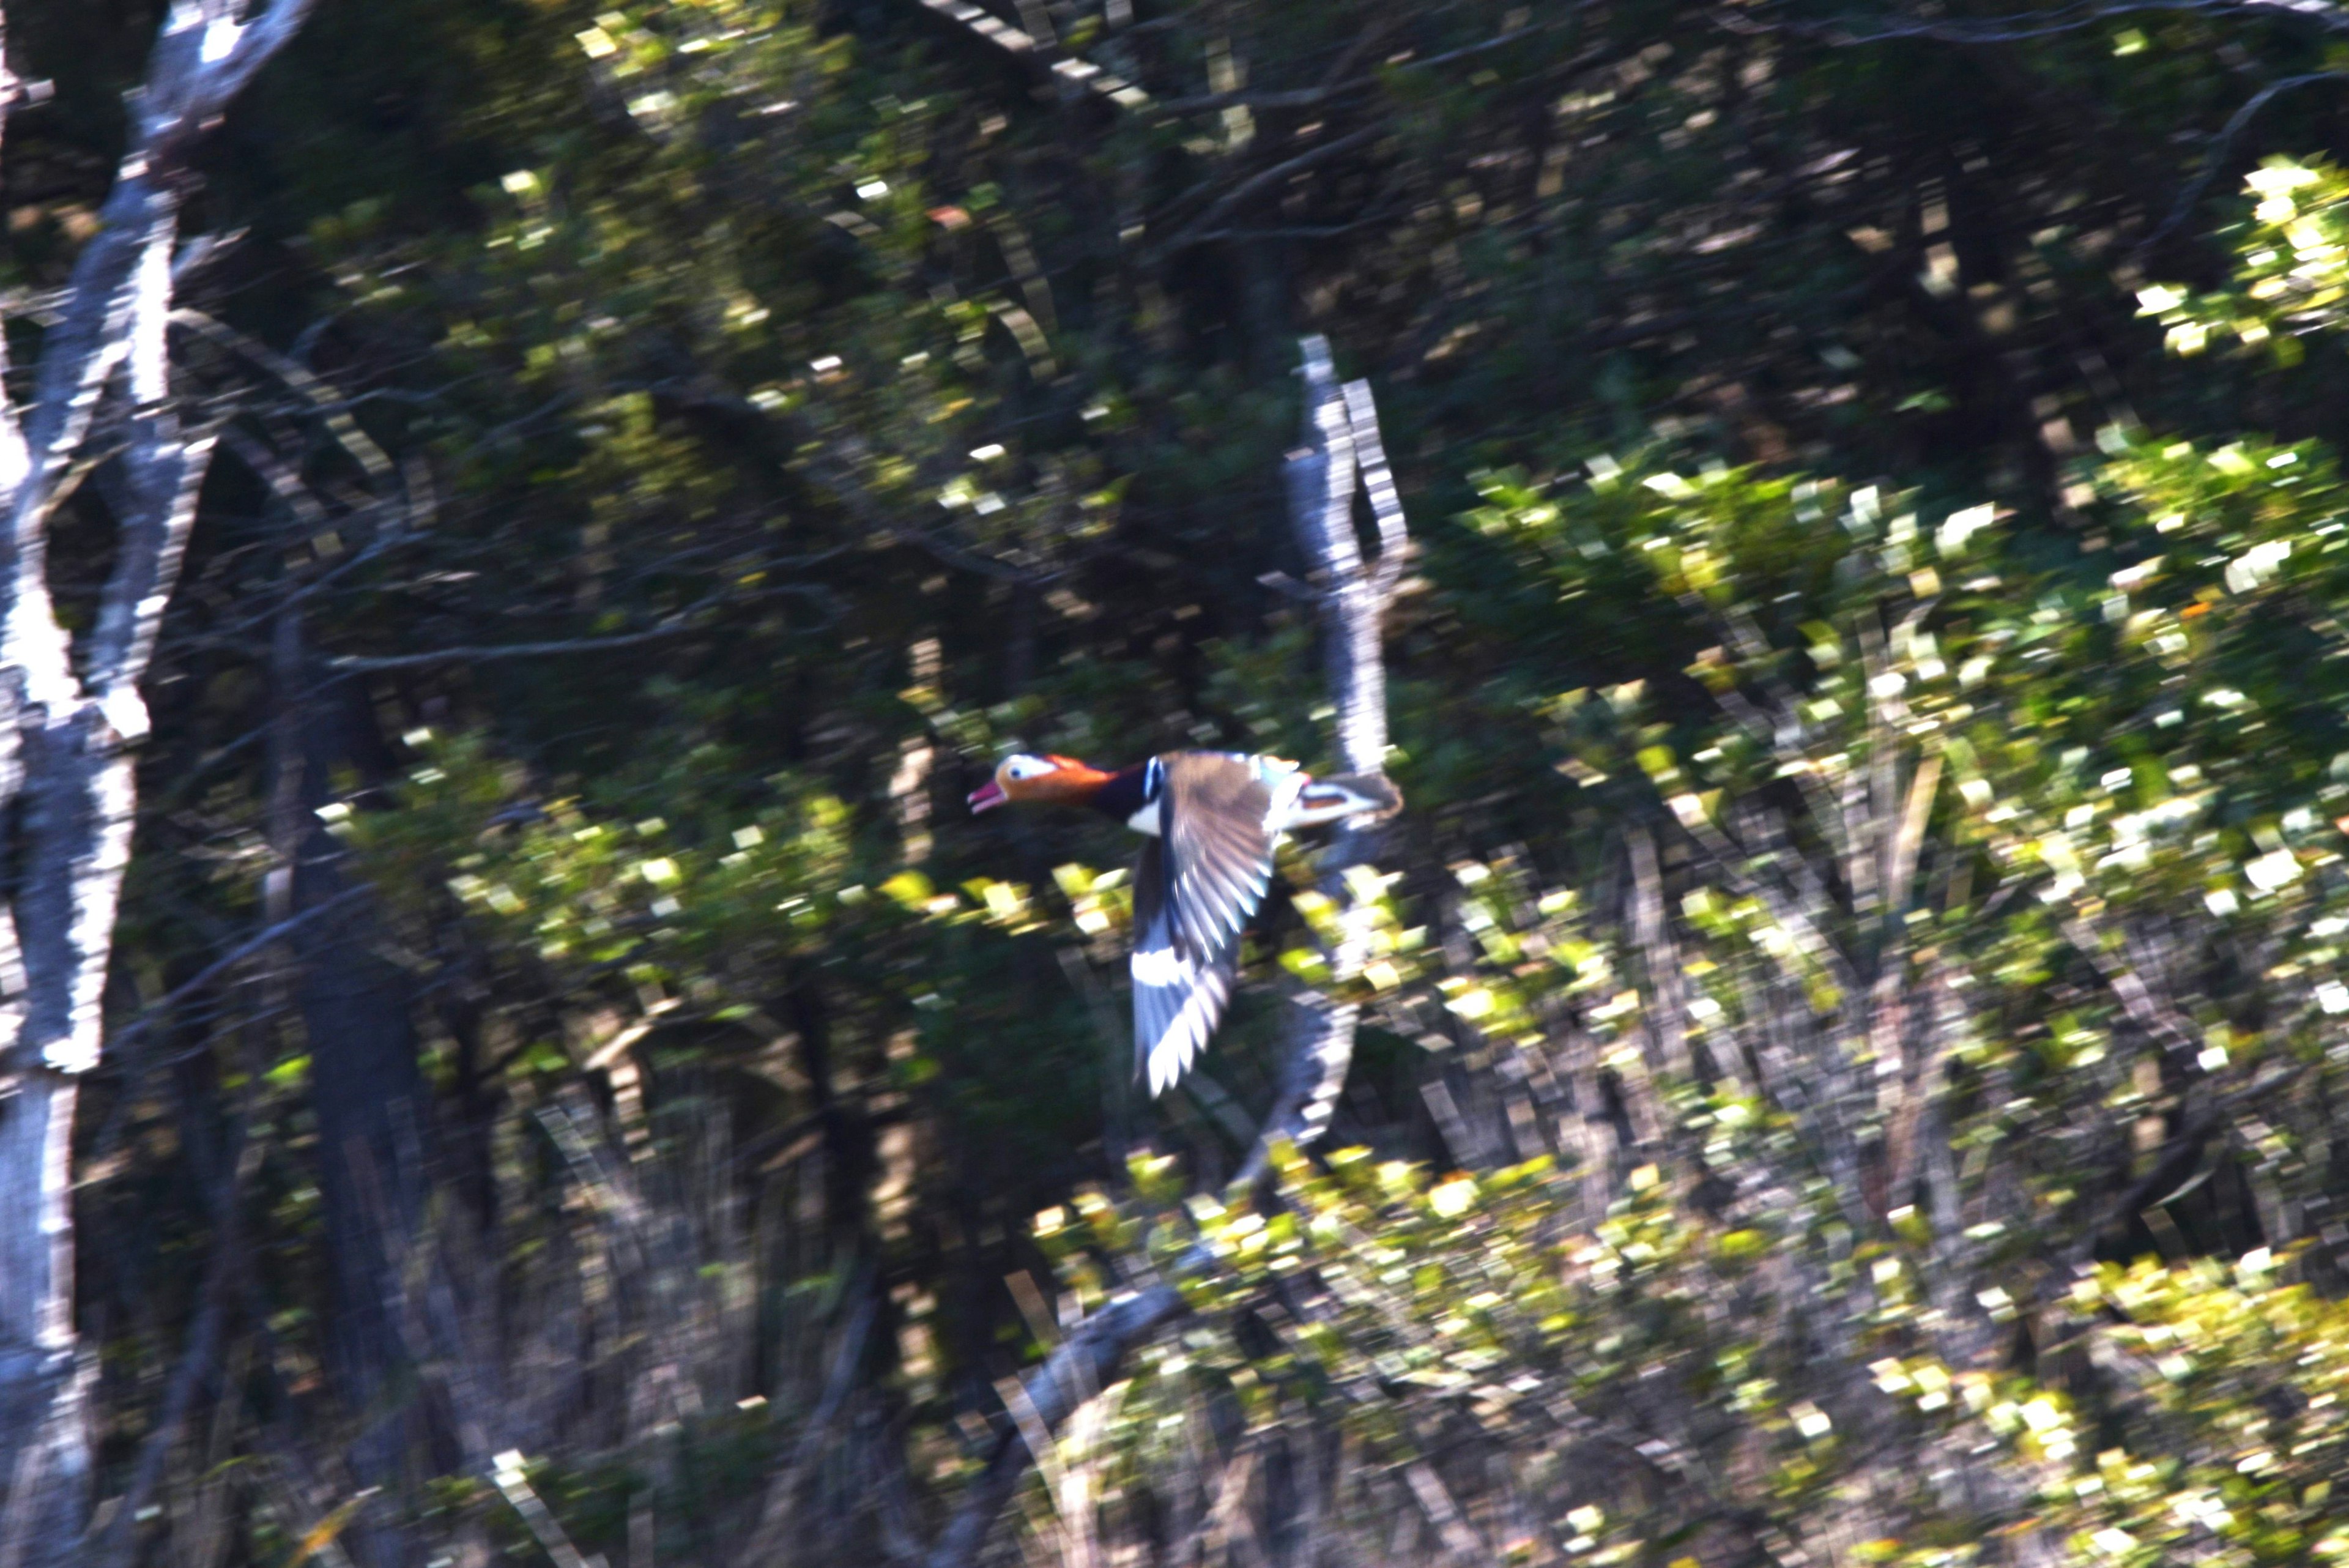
292, 675, 427, 1568
0, 6, 321, 1560
0, 1074, 87, 1568
1239, 344, 1408, 1186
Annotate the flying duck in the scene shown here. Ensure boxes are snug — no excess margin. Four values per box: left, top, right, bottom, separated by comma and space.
968, 751, 1401, 1096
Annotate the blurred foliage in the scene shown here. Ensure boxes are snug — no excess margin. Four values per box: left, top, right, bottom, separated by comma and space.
39, 0, 2349, 1562
2142, 158, 2349, 363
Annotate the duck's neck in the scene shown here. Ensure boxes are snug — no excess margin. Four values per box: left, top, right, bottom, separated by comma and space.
1085, 760, 1158, 833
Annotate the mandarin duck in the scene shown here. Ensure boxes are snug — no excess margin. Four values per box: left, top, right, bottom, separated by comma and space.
968, 751, 1401, 1096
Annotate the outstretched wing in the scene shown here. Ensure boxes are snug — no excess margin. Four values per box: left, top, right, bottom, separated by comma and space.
1163, 752, 1279, 965
1130, 836, 1239, 1097
1128, 754, 1280, 1097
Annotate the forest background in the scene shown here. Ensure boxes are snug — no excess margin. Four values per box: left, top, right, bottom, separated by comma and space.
17, 0, 2349, 1564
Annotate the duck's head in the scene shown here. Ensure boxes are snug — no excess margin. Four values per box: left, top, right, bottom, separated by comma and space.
967, 752, 1113, 814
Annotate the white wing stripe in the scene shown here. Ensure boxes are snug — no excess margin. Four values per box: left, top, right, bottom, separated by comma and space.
1132, 932, 1236, 1093
1141, 958, 1231, 1098
1131, 944, 1190, 987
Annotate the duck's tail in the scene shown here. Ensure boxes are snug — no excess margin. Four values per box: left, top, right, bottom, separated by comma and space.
1286, 771, 1404, 828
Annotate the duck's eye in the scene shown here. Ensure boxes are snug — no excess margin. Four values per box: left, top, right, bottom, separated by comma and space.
1004, 756, 1053, 781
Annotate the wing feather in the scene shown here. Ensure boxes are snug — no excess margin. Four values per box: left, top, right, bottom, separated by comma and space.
1163, 753, 1278, 965
1129, 835, 1241, 1095
1126, 756, 1280, 1096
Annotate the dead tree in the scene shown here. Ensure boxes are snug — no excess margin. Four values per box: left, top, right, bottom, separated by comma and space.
925, 333, 1410, 1568
0, 4, 320, 1563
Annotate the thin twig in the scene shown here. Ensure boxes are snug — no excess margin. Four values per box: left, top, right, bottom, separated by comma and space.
322, 583, 832, 673
1722, 0, 2349, 46
2136, 72, 2349, 260
104, 888, 371, 1062
1154, 125, 1384, 257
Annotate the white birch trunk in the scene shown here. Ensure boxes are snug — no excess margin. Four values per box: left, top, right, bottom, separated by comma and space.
1240, 335, 1409, 1183
0, 6, 319, 1561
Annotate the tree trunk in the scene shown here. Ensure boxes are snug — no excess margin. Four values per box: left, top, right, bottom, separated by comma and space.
0, 1073, 89, 1568
293, 676, 426, 1568
0, 5, 321, 1552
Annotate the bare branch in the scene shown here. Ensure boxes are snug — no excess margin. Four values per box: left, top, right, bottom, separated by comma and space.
1341, 377, 1409, 606
84, 1119, 250, 1568
0, 4, 324, 1555
157, 0, 324, 125
1151, 83, 1371, 115
1630, 824, 1697, 1083
321, 586, 833, 675
909, 0, 1152, 108
103, 887, 371, 1063
744, 1271, 880, 1559
171, 308, 394, 484
924, 1286, 1189, 1568
661, 387, 1061, 587
1245, 1000, 1365, 1185
1154, 126, 1384, 259
87, 234, 220, 731
2136, 72, 2349, 259
2058, 912, 2209, 1069
0, 7, 31, 507
1288, 336, 1386, 775
1, 3, 313, 715
0, 191, 171, 712
1722, 0, 2349, 45
1244, 335, 1406, 1180
1405, 1461, 1490, 1564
